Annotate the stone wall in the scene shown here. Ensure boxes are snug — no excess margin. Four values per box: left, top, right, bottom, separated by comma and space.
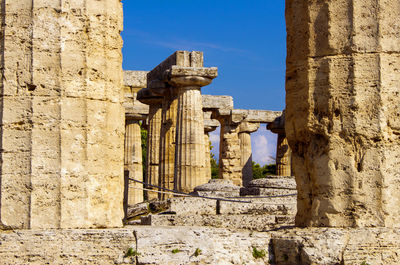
1, 227, 399, 264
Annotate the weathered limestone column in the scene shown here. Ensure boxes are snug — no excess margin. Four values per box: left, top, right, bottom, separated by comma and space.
267, 113, 291, 177
145, 103, 163, 200
124, 120, 143, 205
215, 109, 281, 186
276, 133, 291, 176
167, 67, 217, 193
159, 89, 179, 199
286, 0, 400, 227
215, 111, 247, 186
238, 122, 260, 187
203, 112, 219, 183
0, 0, 124, 229
123, 71, 148, 208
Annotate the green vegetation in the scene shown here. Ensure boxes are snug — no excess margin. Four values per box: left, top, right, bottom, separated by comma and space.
140, 123, 148, 180
124, 247, 140, 257
210, 141, 220, 179
193, 248, 202, 257
252, 247, 266, 259
252, 161, 276, 179
360, 262, 370, 265
171, 248, 181, 254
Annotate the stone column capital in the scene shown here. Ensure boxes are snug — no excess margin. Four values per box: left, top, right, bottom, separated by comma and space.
164, 66, 218, 88
239, 121, 260, 134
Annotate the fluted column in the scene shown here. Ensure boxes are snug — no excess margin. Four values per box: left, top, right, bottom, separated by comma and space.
167, 68, 217, 193
286, 0, 400, 227
0, 0, 124, 229
145, 103, 163, 200
276, 133, 291, 176
218, 120, 242, 186
238, 122, 259, 187
159, 91, 178, 199
203, 112, 219, 184
174, 87, 205, 192
124, 120, 143, 205
204, 134, 212, 182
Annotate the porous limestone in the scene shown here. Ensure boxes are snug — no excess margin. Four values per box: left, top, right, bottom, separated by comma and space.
124, 120, 143, 205
286, 0, 400, 227
0, 0, 124, 229
192, 179, 241, 197
123, 71, 149, 206
239, 122, 260, 187
139, 51, 218, 195
214, 109, 281, 186
203, 111, 219, 182
268, 112, 292, 176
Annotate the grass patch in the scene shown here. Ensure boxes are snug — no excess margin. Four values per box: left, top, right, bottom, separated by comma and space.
252, 247, 266, 259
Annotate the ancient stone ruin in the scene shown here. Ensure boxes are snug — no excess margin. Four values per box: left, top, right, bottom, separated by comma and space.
0, 0, 400, 264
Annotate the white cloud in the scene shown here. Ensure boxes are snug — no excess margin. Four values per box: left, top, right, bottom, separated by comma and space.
251, 127, 277, 166
209, 127, 220, 161
208, 126, 276, 166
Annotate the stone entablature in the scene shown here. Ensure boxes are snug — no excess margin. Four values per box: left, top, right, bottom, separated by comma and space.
212, 109, 282, 186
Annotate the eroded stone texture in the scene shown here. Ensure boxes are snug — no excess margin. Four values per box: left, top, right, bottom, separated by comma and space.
124, 120, 143, 205
168, 67, 218, 193
143, 51, 218, 195
272, 228, 400, 265
216, 114, 243, 186
204, 112, 219, 182
276, 134, 291, 176
286, 0, 400, 227
239, 122, 260, 187
0, 0, 124, 229
215, 109, 280, 186
268, 113, 292, 176
123, 71, 149, 206
145, 103, 163, 200
159, 90, 178, 199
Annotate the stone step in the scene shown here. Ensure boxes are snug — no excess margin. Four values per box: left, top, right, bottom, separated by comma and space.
247, 176, 297, 189
240, 187, 297, 196
140, 214, 294, 231
219, 200, 297, 215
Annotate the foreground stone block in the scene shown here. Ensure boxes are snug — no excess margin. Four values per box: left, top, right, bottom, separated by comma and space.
0, 229, 136, 265
192, 179, 241, 197
0, 0, 124, 229
286, 0, 400, 227
271, 228, 400, 265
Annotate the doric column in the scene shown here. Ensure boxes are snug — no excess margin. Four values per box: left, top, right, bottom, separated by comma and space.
167, 67, 217, 193
238, 122, 260, 187
145, 103, 163, 200
124, 120, 143, 205
203, 111, 219, 183
158, 89, 178, 199
276, 133, 291, 176
286, 0, 400, 227
214, 110, 247, 186
267, 113, 292, 177
0, 0, 124, 229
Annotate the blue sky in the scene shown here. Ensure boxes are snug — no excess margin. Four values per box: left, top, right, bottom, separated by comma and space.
122, 0, 286, 165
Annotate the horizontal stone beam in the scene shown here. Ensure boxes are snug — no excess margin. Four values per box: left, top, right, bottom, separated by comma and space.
124, 70, 148, 88
147, 51, 204, 82
267, 112, 285, 134
233, 109, 282, 124
202, 95, 233, 112
123, 71, 150, 120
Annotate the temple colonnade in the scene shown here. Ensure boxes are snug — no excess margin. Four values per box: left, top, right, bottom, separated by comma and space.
123, 52, 291, 204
